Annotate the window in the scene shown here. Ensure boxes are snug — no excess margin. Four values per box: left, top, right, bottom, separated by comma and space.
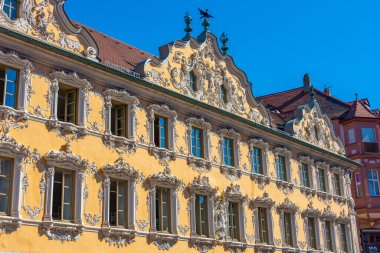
362, 128, 376, 143
220, 85, 228, 104
223, 137, 234, 167
324, 221, 333, 251
188, 72, 197, 92
195, 195, 208, 236
368, 170, 380, 196
283, 212, 293, 247
317, 168, 327, 192
300, 163, 310, 187
191, 127, 203, 158
0, 65, 18, 108
258, 207, 269, 244
155, 187, 171, 232
111, 103, 127, 137
109, 179, 127, 227
355, 173, 363, 197
57, 84, 77, 124
348, 128, 356, 145
2, 0, 18, 20
154, 116, 168, 149
0, 158, 12, 215
252, 147, 262, 174
52, 169, 74, 221
333, 174, 342, 196
277, 155, 287, 181
339, 224, 348, 253
308, 217, 317, 249
228, 202, 239, 240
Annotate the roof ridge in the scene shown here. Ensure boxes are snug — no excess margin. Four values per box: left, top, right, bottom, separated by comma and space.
257, 86, 303, 99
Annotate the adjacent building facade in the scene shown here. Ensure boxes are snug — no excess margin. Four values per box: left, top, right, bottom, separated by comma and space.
0, 1, 361, 253
259, 75, 380, 253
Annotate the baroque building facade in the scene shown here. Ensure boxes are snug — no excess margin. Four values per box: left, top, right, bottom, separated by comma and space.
258, 76, 380, 253
0, 1, 361, 253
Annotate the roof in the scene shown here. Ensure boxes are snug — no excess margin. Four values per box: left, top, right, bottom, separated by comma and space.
74, 22, 152, 70
258, 86, 379, 128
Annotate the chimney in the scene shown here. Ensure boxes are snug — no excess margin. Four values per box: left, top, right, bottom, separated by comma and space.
303, 73, 311, 92
323, 87, 331, 96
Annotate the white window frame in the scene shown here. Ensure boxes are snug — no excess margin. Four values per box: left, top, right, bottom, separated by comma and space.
347, 128, 356, 145
277, 198, 299, 249
298, 155, 314, 189
301, 203, 322, 251
320, 207, 337, 252
0, 50, 32, 114
367, 170, 380, 196
315, 161, 331, 194
251, 192, 275, 246
219, 129, 240, 170
185, 118, 211, 171
147, 104, 177, 162
49, 71, 91, 129
274, 147, 292, 182
362, 127, 377, 143
188, 176, 216, 244
249, 138, 269, 176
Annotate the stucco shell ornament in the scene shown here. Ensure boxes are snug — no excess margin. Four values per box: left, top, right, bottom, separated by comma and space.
285, 102, 345, 155
136, 32, 270, 126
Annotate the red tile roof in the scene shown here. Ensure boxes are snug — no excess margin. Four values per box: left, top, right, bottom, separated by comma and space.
74, 22, 152, 70
341, 99, 378, 120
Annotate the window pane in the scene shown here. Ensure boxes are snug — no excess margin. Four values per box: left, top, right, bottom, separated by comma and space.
362, 128, 376, 143
117, 181, 127, 227
325, 221, 333, 251
333, 174, 341, 196
355, 173, 363, 197
301, 163, 310, 187
252, 147, 262, 174
0, 158, 12, 214
52, 171, 63, 220
5, 68, 17, 108
348, 129, 356, 144
109, 181, 117, 226
223, 138, 234, 166
368, 170, 380, 196
277, 156, 287, 181
284, 213, 293, 246
63, 172, 73, 221
318, 168, 326, 192
308, 217, 316, 249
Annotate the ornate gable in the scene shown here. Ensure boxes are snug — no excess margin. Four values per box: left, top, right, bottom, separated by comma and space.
284, 99, 345, 155
136, 32, 270, 125
0, 0, 98, 60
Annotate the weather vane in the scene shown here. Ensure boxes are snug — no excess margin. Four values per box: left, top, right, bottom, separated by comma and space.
198, 8, 214, 31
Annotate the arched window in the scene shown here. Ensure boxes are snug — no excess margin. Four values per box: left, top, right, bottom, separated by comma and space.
188, 72, 197, 92
220, 85, 228, 104
2, 0, 18, 20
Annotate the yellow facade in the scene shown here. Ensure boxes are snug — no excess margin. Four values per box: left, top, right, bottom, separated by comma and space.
0, 1, 360, 253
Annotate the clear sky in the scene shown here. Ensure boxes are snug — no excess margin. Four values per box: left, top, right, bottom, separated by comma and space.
66, 0, 380, 109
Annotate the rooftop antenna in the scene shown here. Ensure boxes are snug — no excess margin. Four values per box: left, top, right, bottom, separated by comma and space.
355, 93, 358, 101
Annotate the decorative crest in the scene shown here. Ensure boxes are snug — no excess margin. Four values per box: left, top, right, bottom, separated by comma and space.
220, 32, 229, 55
184, 12, 193, 37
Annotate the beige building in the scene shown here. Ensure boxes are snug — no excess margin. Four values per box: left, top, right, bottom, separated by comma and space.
0, 1, 360, 252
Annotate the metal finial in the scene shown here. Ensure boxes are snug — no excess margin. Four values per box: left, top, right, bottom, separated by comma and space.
184, 12, 193, 36
220, 32, 229, 55
355, 93, 358, 101
199, 8, 214, 31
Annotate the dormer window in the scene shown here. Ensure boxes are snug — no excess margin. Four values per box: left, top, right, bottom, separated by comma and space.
188, 72, 197, 92
2, 0, 18, 20
220, 85, 228, 104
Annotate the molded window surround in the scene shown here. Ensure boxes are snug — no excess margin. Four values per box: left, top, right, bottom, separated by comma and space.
251, 192, 275, 247
277, 198, 299, 249
219, 129, 240, 173
301, 203, 322, 251
298, 156, 314, 190
274, 147, 292, 182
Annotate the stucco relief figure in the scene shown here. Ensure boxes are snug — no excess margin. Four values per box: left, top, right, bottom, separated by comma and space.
214, 196, 227, 240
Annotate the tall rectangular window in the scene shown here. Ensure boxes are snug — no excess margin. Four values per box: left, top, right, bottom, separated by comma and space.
368, 170, 380, 196
277, 155, 287, 181
348, 128, 356, 145
155, 187, 170, 232
0, 158, 13, 215
109, 179, 127, 227
283, 212, 293, 247
0, 65, 18, 108
52, 169, 74, 221
228, 202, 239, 240
300, 163, 310, 187
111, 104, 127, 137
57, 84, 77, 124
223, 138, 234, 167
308, 217, 317, 249
324, 221, 333, 251
362, 128, 376, 143
333, 174, 342, 196
191, 127, 204, 158
154, 116, 168, 149
317, 168, 326, 192
355, 173, 363, 197
195, 195, 208, 236
258, 207, 269, 244
252, 147, 262, 174
340, 224, 348, 252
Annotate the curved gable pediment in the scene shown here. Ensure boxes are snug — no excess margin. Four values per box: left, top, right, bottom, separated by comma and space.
0, 0, 98, 60
285, 102, 345, 155
136, 32, 270, 125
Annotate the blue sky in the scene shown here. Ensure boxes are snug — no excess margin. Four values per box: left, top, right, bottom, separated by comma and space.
66, 0, 380, 109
